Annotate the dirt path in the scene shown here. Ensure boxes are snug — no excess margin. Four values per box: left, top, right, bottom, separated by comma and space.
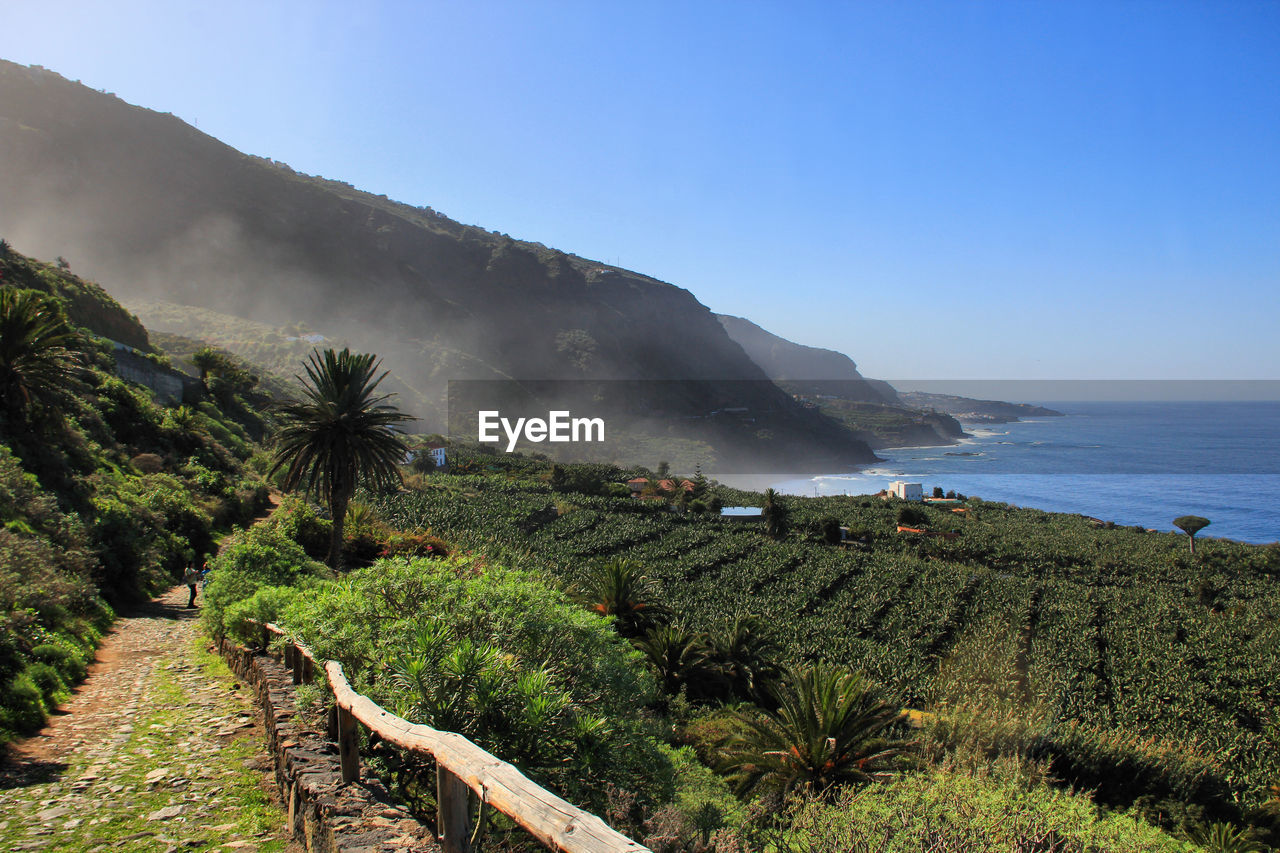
0, 586, 299, 852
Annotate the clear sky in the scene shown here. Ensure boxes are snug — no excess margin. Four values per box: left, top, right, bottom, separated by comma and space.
2, 1, 1277, 380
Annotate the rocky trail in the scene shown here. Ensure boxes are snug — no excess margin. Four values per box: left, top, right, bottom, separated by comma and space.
0, 585, 299, 853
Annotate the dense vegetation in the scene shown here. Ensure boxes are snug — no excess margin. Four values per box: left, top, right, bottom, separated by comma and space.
345, 452, 1279, 849
0, 247, 270, 744
7, 242, 1274, 848
196, 438, 1280, 850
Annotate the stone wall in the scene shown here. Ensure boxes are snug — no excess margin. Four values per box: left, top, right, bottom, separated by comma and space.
217, 639, 439, 853
112, 345, 199, 405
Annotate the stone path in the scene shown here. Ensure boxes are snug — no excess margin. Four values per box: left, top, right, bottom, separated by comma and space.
0, 586, 300, 853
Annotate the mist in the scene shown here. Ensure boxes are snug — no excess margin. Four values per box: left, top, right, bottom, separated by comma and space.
0, 59, 878, 472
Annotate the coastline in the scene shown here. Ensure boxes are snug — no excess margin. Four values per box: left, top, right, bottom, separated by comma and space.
751, 402, 1280, 544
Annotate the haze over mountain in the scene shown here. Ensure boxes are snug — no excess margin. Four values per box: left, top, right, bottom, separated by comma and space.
715, 314, 898, 403
0, 59, 874, 471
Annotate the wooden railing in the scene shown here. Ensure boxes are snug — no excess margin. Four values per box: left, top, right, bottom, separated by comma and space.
253, 622, 650, 853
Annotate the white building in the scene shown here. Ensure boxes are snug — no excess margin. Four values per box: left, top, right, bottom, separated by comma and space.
405, 446, 448, 469
888, 481, 924, 501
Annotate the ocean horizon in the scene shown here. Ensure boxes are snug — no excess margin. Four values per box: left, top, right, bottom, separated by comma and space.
769, 400, 1280, 544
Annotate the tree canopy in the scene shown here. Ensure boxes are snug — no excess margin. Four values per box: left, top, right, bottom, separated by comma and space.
1173, 515, 1211, 553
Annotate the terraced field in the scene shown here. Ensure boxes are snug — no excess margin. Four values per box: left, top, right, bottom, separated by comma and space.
373, 471, 1280, 810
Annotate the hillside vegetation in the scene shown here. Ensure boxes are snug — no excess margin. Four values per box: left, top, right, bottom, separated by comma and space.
358, 454, 1277, 846
0, 247, 270, 744
201, 434, 1278, 849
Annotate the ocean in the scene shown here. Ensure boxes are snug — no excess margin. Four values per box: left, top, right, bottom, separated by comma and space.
772, 401, 1280, 544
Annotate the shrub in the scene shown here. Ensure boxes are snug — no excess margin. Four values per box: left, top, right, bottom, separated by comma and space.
817, 516, 842, 544
25, 660, 65, 702
265, 495, 332, 560
224, 585, 301, 648
896, 504, 928, 528
200, 522, 329, 639
0, 672, 47, 734
282, 554, 670, 812
771, 763, 1191, 853
130, 453, 165, 474
31, 642, 86, 683
660, 744, 744, 842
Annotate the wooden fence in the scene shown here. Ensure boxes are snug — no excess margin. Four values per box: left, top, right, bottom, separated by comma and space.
254, 621, 650, 853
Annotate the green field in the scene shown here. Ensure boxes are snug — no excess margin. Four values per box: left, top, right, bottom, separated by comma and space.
369, 461, 1280, 823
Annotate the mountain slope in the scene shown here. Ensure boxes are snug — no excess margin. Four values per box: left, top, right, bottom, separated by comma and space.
714, 313, 965, 447
0, 60, 873, 470
715, 314, 896, 403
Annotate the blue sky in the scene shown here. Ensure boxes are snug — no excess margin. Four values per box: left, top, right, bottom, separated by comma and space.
2, 1, 1277, 380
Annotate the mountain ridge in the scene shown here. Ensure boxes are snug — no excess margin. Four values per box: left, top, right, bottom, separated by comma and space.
0, 59, 873, 471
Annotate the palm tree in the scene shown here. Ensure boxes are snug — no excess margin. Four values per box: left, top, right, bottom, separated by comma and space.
1186, 821, 1267, 853
0, 288, 84, 423
576, 557, 667, 637
707, 615, 781, 704
271, 348, 411, 569
717, 662, 912, 799
190, 346, 221, 387
762, 488, 788, 539
633, 624, 723, 700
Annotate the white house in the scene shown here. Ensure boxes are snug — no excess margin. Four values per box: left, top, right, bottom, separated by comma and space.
888, 481, 924, 501
405, 446, 448, 469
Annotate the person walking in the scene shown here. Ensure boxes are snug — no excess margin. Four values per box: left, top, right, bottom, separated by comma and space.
183, 563, 201, 608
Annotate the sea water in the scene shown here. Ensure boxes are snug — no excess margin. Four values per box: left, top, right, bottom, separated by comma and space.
772, 401, 1280, 544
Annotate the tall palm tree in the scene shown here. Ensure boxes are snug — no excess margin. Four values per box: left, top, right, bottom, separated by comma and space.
0, 288, 84, 423
717, 662, 911, 799
271, 348, 411, 569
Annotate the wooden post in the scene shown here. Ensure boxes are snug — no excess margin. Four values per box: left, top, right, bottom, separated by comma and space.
260, 624, 269, 652
291, 645, 303, 685
437, 765, 472, 853
326, 703, 338, 740
301, 656, 314, 684
336, 703, 360, 783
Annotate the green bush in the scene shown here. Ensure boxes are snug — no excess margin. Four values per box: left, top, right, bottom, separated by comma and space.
651, 744, 744, 845
896, 504, 929, 528
201, 522, 329, 639
282, 554, 670, 813
224, 585, 301, 648
24, 661, 65, 703
772, 763, 1193, 853
265, 496, 332, 561
89, 492, 166, 596
31, 642, 86, 683
0, 672, 47, 734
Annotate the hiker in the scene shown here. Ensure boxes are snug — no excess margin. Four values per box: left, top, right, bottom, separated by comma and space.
183, 563, 201, 608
